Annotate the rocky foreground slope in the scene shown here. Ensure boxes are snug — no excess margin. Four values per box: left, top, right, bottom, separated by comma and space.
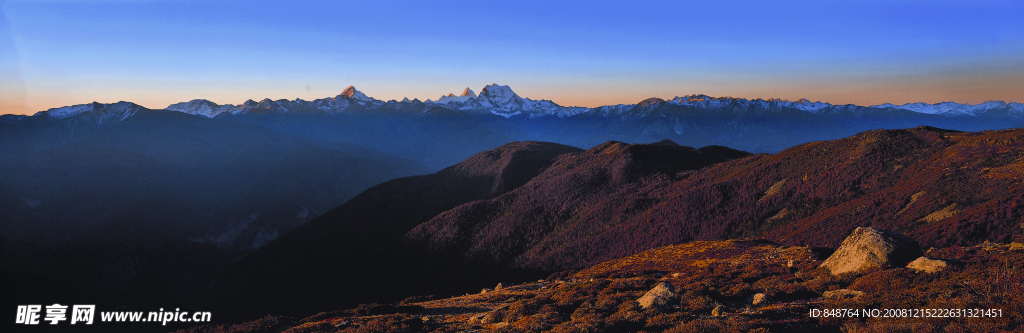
178, 227, 1023, 333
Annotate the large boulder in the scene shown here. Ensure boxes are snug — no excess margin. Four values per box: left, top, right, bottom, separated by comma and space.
637, 282, 676, 310
819, 227, 922, 275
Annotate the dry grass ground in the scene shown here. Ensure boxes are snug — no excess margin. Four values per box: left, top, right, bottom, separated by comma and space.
176, 239, 1024, 333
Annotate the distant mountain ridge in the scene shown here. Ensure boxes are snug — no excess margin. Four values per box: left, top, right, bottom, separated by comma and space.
158, 84, 1022, 119
6, 85, 1024, 171
6, 83, 1020, 121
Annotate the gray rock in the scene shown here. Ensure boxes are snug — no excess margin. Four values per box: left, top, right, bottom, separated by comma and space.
819, 227, 922, 275
637, 282, 676, 310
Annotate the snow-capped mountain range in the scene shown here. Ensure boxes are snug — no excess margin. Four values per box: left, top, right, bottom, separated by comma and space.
6, 83, 1024, 122
158, 83, 1023, 119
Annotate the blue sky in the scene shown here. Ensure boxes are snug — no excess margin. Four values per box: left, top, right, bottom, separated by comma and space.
1, 0, 1021, 114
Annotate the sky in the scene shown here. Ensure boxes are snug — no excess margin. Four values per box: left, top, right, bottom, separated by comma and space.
0, 0, 1022, 115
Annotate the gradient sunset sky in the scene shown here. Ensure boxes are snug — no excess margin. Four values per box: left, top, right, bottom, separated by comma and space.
1, 0, 1021, 115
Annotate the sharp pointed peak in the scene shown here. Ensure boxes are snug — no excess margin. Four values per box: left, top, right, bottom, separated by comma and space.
339, 85, 372, 101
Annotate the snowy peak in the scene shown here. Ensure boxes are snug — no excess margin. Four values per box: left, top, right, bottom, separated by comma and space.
478, 83, 519, 104
437, 87, 479, 104
166, 99, 231, 118
424, 83, 578, 118
341, 86, 371, 101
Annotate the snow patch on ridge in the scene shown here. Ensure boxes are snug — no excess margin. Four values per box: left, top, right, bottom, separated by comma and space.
667, 95, 833, 113
870, 101, 1011, 116
34, 101, 146, 121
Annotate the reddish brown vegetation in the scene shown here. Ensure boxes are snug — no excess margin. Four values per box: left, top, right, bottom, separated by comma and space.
186, 239, 1024, 332
409, 127, 1024, 273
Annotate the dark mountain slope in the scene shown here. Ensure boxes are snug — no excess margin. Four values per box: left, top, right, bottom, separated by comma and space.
217, 141, 583, 317
218, 140, 748, 318
0, 109, 425, 309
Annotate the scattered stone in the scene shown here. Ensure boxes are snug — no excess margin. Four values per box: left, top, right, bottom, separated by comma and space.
711, 304, 725, 317
480, 288, 491, 294
819, 227, 923, 275
749, 293, 771, 306
468, 313, 487, 324
787, 260, 794, 268
480, 312, 497, 325
494, 283, 503, 291
671, 273, 682, 278
637, 282, 677, 310
822, 289, 865, 300
420, 316, 431, 323
906, 256, 948, 273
